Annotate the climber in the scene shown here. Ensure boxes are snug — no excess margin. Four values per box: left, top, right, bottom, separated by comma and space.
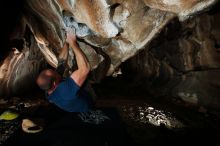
36, 29, 93, 112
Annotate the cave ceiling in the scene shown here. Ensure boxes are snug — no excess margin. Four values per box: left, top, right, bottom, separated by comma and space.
0, 0, 219, 99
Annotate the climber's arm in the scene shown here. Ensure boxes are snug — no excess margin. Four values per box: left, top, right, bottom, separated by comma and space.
56, 42, 69, 76
66, 31, 90, 87
58, 42, 69, 61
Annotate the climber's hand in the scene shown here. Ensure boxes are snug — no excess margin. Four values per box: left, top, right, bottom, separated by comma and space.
66, 27, 77, 46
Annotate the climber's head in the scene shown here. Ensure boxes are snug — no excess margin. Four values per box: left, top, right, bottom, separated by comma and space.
37, 69, 61, 91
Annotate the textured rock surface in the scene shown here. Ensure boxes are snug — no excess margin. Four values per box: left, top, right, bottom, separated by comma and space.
0, 0, 219, 102
0, 25, 46, 96
122, 10, 220, 109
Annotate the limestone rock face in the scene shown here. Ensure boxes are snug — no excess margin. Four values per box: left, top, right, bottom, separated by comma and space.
0, 0, 218, 98
0, 34, 46, 96
123, 11, 220, 109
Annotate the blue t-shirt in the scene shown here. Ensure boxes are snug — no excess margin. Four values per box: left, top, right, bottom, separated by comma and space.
47, 77, 92, 112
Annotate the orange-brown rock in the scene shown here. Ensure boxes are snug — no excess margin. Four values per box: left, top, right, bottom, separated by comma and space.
0, 0, 218, 99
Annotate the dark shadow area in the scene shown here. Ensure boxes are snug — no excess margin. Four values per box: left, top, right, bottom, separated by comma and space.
1, 96, 220, 146
3, 105, 135, 146
0, 0, 24, 61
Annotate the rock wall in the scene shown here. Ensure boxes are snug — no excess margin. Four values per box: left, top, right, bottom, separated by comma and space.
122, 8, 220, 109
0, 0, 218, 98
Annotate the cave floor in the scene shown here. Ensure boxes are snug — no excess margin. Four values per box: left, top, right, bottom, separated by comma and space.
1, 95, 220, 146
